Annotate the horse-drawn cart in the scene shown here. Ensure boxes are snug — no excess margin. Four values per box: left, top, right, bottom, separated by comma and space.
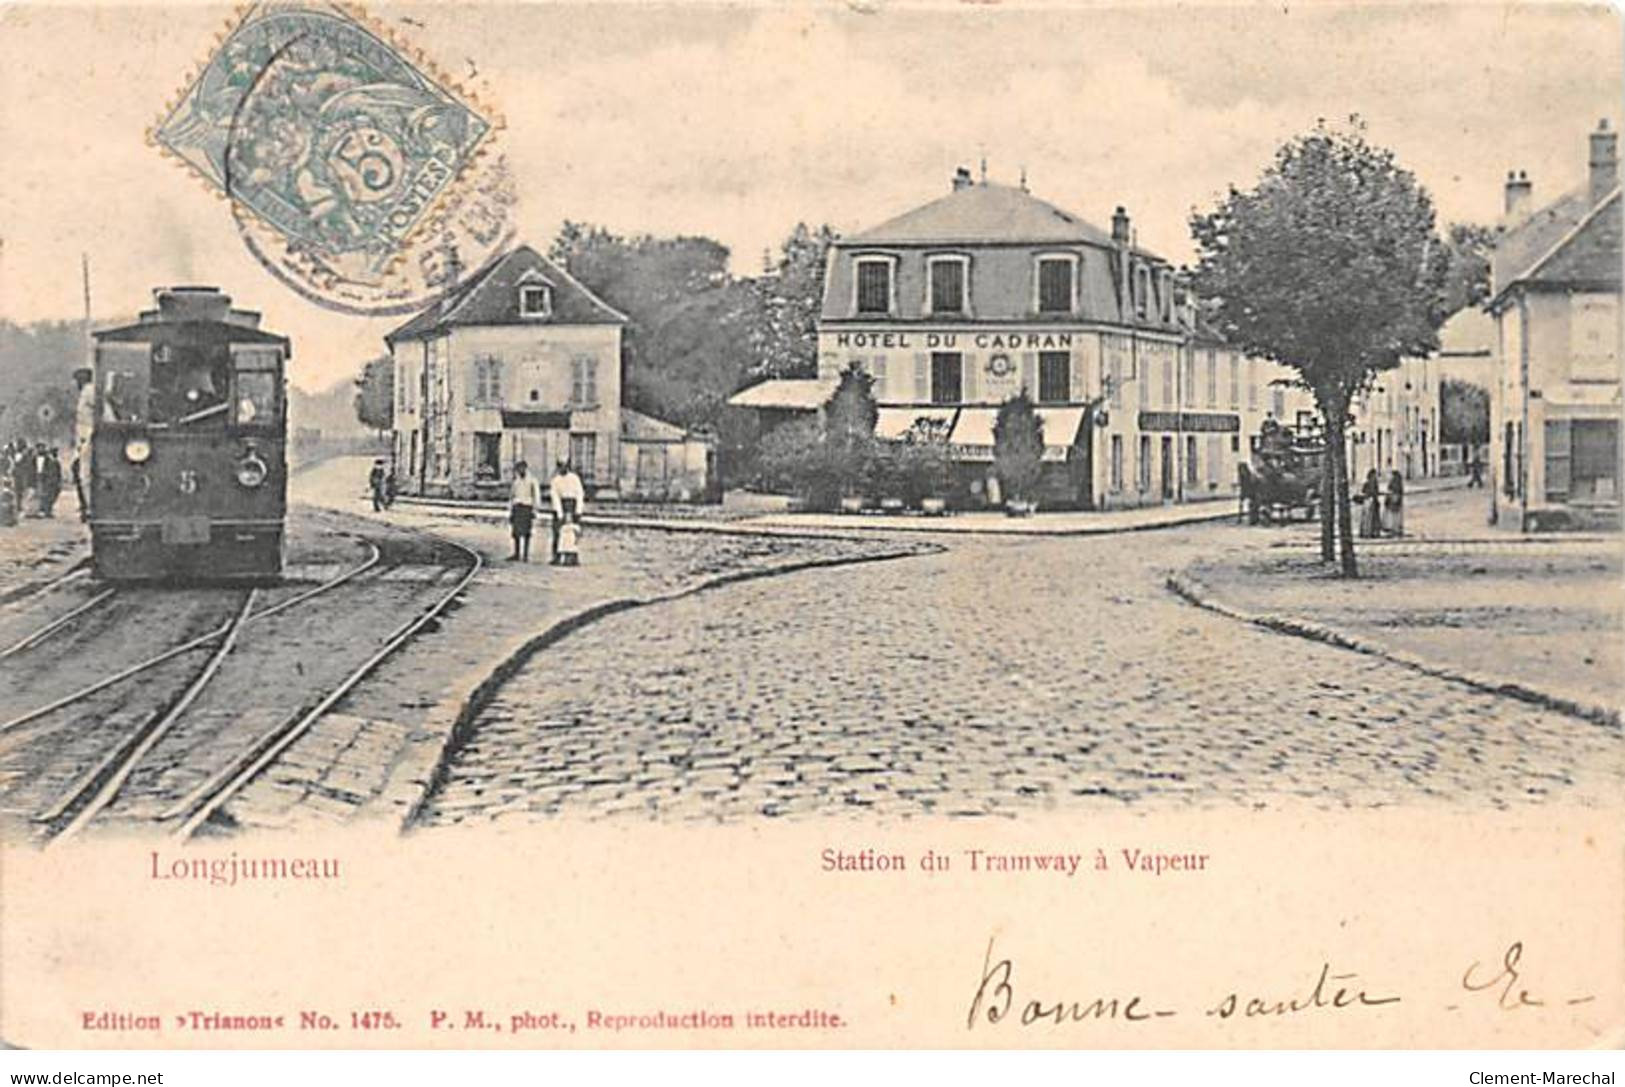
1240, 418, 1324, 524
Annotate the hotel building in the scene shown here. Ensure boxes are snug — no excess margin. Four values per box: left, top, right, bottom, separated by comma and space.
735, 168, 1310, 509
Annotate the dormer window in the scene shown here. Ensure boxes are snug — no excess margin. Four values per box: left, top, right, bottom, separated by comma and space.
854, 256, 896, 316
1159, 270, 1174, 323
1135, 264, 1151, 319
519, 283, 552, 318
1035, 254, 1078, 314
927, 254, 970, 315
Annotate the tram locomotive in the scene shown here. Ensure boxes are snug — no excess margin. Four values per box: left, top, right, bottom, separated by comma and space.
88, 287, 290, 581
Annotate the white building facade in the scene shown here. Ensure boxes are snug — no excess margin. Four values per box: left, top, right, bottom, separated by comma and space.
796, 170, 1311, 509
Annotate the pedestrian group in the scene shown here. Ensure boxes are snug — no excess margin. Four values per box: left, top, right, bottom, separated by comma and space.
1357, 468, 1406, 538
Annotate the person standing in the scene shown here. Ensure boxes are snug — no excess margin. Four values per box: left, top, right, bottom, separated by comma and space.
1359, 468, 1382, 538
72, 368, 95, 519
548, 458, 585, 566
1385, 470, 1405, 537
368, 459, 388, 512
1468, 452, 1484, 488
13, 443, 35, 517
508, 460, 542, 562
37, 447, 62, 518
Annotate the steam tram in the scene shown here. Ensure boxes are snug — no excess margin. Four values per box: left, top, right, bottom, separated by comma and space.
88, 287, 289, 581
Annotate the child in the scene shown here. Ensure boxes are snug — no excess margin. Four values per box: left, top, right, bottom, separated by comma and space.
556, 517, 582, 566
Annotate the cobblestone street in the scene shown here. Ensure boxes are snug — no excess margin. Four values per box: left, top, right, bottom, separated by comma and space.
419, 516, 1625, 826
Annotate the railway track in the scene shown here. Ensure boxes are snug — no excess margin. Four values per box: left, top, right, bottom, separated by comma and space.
1, 530, 482, 846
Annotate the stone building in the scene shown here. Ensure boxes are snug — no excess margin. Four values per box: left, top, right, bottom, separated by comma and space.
733, 168, 1310, 509
1488, 121, 1622, 530
386, 245, 712, 500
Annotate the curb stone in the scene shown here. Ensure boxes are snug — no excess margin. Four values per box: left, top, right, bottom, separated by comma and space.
376, 540, 944, 832
1165, 571, 1621, 731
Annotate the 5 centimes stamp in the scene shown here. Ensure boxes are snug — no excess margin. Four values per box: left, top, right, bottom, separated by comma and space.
152, 2, 513, 314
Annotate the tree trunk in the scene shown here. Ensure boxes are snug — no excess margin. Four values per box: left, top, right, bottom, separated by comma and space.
1319, 413, 1336, 563
1329, 413, 1359, 578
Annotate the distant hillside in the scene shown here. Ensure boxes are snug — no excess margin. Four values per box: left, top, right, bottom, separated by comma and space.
288, 378, 368, 438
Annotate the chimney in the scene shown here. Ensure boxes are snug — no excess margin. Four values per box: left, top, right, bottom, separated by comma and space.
952, 166, 974, 192
1503, 170, 1532, 217
1590, 118, 1618, 205
1111, 205, 1131, 244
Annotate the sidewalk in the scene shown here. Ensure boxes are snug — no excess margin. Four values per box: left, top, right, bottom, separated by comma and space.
0, 498, 88, 605
397, 489, 1241, 537
1171, 488, 1623, 725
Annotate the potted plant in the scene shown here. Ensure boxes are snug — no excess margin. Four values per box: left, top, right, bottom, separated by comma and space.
993, 392, 1045, 517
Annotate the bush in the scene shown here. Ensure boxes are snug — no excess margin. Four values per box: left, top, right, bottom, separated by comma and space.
890, 417, 952, 505
993, 392, 1045, 504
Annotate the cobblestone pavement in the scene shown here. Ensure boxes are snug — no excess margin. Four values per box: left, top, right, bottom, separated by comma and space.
418, 518, 1625, 827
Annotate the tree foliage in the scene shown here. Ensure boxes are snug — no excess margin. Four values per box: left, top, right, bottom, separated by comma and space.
746, 222, 837, 380
1442, 222, 1496, 315
824, 363, 879, 496
993, 391, 1045, 504
353, 355, 394, 433
547, 221, 838, 487
1439, 378, 1490, 445
1190, 118, 1448, 574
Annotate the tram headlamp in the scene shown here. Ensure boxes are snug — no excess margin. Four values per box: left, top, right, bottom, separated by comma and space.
123, 438, 152, 464
235, 454, 268, 489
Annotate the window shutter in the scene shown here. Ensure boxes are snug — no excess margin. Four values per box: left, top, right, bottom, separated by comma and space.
872, 355, 887, 400
1544, 419, 1572, 499
1020, 353, 1036, 397
913, 354, 928, 402
963, 354, 979, 403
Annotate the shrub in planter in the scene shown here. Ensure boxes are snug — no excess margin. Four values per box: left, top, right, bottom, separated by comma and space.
993, 392, 1045, 511
895, 417, 953, 507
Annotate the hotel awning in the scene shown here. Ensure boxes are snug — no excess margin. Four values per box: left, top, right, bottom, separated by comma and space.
876, 406, 957, 440
947, 406, 1087, 463
728, 378, 838, 411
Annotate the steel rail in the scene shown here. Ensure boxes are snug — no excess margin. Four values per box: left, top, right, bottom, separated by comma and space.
43, 590, 257, 848
0, 564, 89, 613
170, 535, 484, 839
0, 588, 118, 660
0, 542, 383, 741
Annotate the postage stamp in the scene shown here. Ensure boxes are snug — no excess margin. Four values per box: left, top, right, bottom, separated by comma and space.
152, 2, 512, 313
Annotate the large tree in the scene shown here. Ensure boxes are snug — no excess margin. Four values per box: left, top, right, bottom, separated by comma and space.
747, 222, 838, 380
1190, 119, 1449, 575
1441, 221, 1496, 316
353, 355, 394, 434
1439, 378, 1490, 447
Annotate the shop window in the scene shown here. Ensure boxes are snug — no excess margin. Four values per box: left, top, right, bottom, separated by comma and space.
1038, 352, 1070, 404
474, 432, 501, 480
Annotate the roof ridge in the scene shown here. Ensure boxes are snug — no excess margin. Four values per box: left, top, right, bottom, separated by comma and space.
1493, 186, 1621, 305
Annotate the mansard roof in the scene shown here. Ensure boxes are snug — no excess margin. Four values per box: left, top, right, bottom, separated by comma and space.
846, 182, 1156, 256
385, 245, 626, 343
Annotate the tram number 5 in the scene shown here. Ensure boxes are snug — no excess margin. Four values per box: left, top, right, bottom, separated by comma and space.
177, 470, 199, 495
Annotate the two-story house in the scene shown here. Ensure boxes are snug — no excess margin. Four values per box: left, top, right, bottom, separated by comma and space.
733, 168, 1308, 508
386, 245, 628, 499
1488, 120, 1623, 530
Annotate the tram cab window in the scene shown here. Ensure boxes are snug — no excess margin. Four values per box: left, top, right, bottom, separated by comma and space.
96, 343, 150, 424
234, 370, 280, 427
151, 345, 231, 426
231, 347, 282, 428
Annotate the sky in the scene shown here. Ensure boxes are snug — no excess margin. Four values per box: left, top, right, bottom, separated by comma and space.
1, 1, 1620, 392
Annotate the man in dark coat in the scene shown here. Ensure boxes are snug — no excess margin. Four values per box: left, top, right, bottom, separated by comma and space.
37, 447, 63, 518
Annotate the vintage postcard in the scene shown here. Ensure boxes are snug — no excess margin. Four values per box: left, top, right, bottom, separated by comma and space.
0, 0, 1620, 1055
